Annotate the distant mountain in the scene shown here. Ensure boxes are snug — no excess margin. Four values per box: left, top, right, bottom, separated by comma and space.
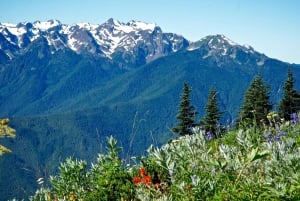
0, 19, 189, 67
188, 34, 268, 68
0, 19, 300, 200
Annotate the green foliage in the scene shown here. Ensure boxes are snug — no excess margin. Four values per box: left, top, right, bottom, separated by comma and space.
30, 136, 135, 201
200, 88, 224, 138
29, 113, 300, 200
278, 68, 300, 120
143, 116, 300, 200
85, 136, 135, 201
172, 82, 196, 136
239, 73, 272, 127
0, 118, 16, 155
51, 158, 89, 199
85, 161, 134, 201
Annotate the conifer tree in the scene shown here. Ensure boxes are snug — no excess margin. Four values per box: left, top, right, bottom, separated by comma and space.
278, 68, 300, 120
238, 74, 272, 127
0, 118, 16, 156
200, 88, 223, 138
172, 82, 196, 136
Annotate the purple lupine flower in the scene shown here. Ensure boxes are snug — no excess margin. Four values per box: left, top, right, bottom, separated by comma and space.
274, 134, 281, 141
272, 130, 287, 142
291, 113, 298, 125
205, 131, 214, 140
264, 132, 273, 143
278, 131, 287, 137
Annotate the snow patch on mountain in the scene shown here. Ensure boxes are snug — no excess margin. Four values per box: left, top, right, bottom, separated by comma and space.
33, 20, 61, 31
127, 20, 156, 31
2, 23, 27, 37
186, 46, 198, 51
221, 35, 238, 46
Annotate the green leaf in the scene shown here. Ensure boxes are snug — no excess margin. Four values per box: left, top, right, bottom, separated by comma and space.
247, 147, 258, 162
247, 147, 269, 163
252, 150, 269, 162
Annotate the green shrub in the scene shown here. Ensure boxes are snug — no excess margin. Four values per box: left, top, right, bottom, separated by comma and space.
30, 136, 135, 201
85, 136, 135, 201
50, 158, 89, 200
144, 117, 300, 200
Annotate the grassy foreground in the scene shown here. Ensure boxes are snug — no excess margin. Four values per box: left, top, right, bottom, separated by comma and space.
30, 113, 300, 201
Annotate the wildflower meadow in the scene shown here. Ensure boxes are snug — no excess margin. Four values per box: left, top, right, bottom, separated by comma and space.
29, 112, 300, 200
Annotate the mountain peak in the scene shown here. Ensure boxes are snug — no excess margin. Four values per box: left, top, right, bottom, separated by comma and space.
105, 18, 121, 26
214, 34, 238, 45
32, 19, 61, 30
187, 34, 267, 67
103, 18, 157, 33
127, 20, 156, 31
188, 34, 257, 53
201, 34, 239, 48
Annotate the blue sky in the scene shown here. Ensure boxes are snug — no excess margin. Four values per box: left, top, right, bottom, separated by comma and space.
1, 0, 300, 64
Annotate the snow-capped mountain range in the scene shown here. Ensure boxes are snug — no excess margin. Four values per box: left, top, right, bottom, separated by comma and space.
0, 18, 268, 67
0, 19, 189, 65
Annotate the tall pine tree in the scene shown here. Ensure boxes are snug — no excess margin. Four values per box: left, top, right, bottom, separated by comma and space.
172, 82, 196, 136
278, 68, 300, 120
200, 88, 223, 138
238, 74, 272, 127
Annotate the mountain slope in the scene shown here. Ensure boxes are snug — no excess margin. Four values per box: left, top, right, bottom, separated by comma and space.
0, 37, 129, 116
2, 46, 299, 199
20, 35, 299, 120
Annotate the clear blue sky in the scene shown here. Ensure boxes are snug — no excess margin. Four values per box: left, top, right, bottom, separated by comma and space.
1, 0, 300, 64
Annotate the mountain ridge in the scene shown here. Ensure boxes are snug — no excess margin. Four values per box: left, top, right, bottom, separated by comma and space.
0, 19, 189, 66
2, 19, 288, 68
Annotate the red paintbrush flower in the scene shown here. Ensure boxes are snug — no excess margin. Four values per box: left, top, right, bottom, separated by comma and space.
142, 175, 152, 186
139, 167, 146, 177
133, 176, 142, 184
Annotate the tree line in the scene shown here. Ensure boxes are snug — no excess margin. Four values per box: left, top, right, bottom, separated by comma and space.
1, 68, 300, 156
172, 68, 300, 138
